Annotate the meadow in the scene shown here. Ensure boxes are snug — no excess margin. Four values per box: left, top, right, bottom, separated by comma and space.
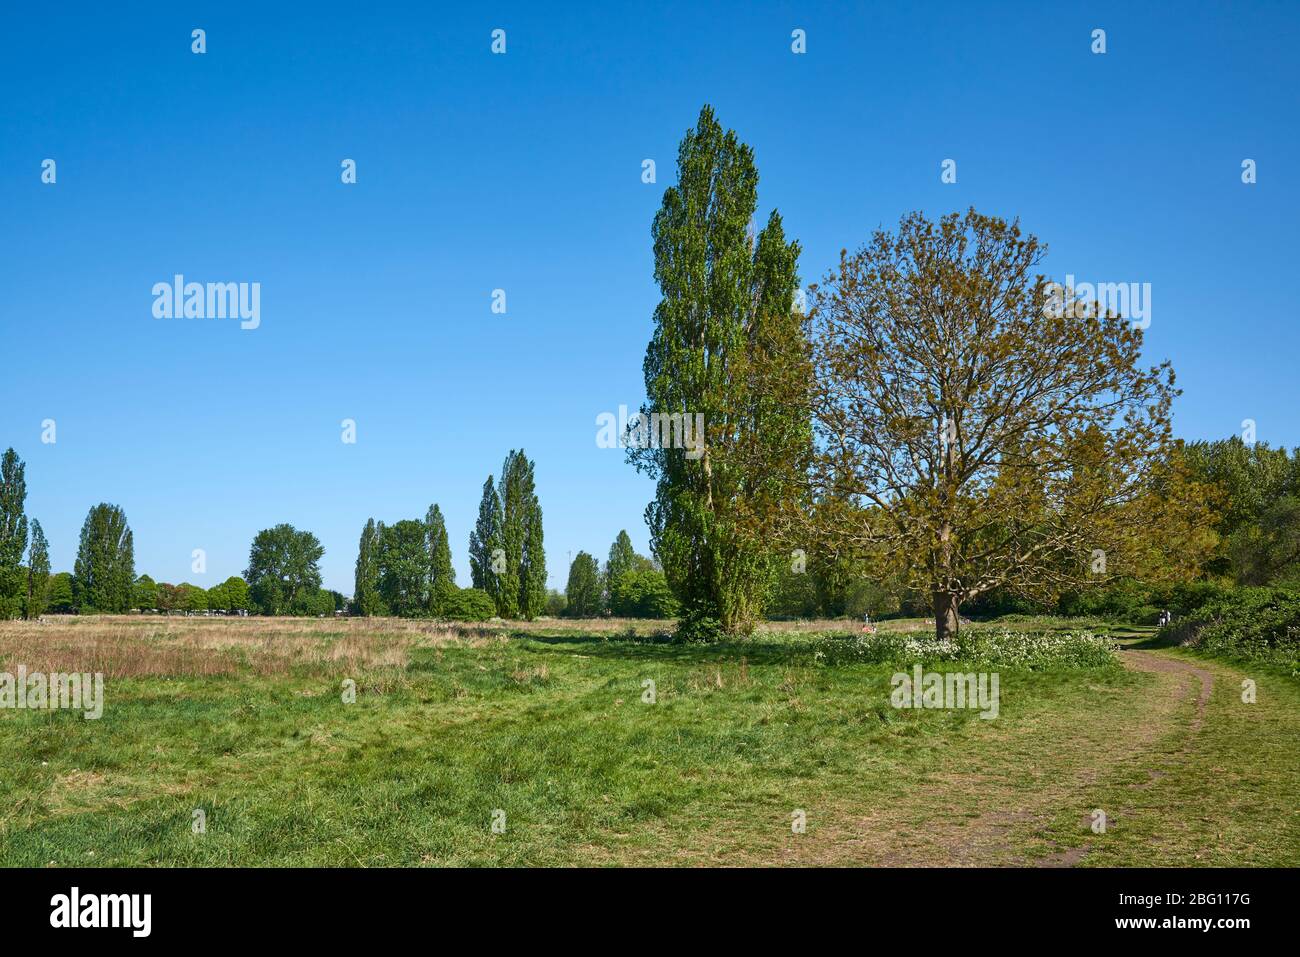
0, 614, 1296, 867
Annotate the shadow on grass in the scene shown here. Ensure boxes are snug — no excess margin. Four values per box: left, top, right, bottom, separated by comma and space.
515, 629, 817, 666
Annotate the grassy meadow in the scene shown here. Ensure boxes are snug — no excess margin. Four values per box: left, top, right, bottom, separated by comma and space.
0, 614, 1296, 867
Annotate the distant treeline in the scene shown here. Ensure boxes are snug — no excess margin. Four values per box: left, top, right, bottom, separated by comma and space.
1, 447, 561, 622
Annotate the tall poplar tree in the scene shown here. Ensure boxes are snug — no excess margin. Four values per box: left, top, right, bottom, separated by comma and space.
565, 551, 601, 617
0, 448, 28, 619
497, 451, 528, 618
469, 475, 503, 606
353, 518, 385, 616
25, 519, 50, 619
604, 530, 637, 583
631, 105, 810, 637
425, 503, 456, 615
74, 503, 136, 613
521, 479, 546, 620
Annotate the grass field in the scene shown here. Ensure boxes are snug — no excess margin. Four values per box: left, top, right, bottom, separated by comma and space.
1, 614, 1296, 867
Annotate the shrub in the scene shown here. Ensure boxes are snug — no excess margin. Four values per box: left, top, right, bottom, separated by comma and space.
610, 569, 678, 619
674, 610, 723, 643
810, 628, 1118, 670
443, 587, 497, 622
1161, 586, 1300, 670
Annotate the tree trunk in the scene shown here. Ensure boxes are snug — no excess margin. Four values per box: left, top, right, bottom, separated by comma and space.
933, 591, 960, 642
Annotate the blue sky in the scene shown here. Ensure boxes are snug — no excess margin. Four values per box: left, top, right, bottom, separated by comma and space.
1, 1, 1297, 593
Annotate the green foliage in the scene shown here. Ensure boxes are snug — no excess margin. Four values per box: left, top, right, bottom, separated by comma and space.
1180, 438, 1300, 582
353, 518, 386, 616
292, 587, 336, 617
810, 628, 1118, 669
1161, 586, 1300, 670
206, 581, 228, 612
496, 450, 546, 620
633, 106, 808, 638
564, 551, 602, 617
808, 209, 1186, 641
674, 609, 724, 643
178, 583, 208, 612
155, 582, 180, 613
603, 530, 637, 602
767, 560, 822, 619
608, 568, 678, 619
1227, 496, 1300, 587
24, 519, 50, 619
378, 519, 430, 617
132, 574, 158, 612
245, 524, 324, 615
1056, 577, 1151, 620
0, 448, 29, 619
544, 589, 567, 617
425, 504, 456, 616
220, 576, 251, 612
73, 503, 135, 614
46, 572, 75, 613
442, 587, 497, 621
468, 476, 503, 603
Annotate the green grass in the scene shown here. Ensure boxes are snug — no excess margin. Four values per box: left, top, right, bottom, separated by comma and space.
0, 616, 1295, 866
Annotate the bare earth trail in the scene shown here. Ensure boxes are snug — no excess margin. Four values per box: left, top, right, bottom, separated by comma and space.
781, 645, 1223, 867
599, 639, 1293, 867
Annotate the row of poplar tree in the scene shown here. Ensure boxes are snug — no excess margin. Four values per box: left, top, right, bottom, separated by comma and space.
353, 449, 546, 620
0, 446, 138, 618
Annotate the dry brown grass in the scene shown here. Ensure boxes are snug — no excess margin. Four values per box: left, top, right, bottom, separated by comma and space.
0, 613, 915, 681
0, 615, 510, 678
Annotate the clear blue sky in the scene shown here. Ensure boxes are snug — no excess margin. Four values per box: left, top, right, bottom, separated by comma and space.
2, 1, 1296, 594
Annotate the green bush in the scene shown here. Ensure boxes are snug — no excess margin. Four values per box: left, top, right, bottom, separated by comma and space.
610, 569, 678, 619
674, 610, 723, 643
443, 587, 497, 622
1161, 586, 1300, 670
1056, 578, 1151, 620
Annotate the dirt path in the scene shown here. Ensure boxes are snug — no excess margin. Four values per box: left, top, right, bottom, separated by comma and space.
775, 647, 1222, 867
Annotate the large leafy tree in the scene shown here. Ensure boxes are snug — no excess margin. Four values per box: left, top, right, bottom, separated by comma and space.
179, 583, 208, 613
1181, 438, 1297, 580
46, 571, 75, 613
353, 518, 386, 616
74, 503, 136, 613
207, 580, 229, 612
0, 448, 29, 619
565, 551, 601, 617
132, 574, 158, 612
25, 519, 50, 619
221, 575, 251, 612
425, 504, 456, 615
244, 523, 324, 615
378, 519, 429, 617
808, 209, 1189, 640
468, 476, 503, 606
631, 105, 809, 637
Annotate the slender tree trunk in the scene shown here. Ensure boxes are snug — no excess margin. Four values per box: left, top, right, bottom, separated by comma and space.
933, 590, 959, 642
